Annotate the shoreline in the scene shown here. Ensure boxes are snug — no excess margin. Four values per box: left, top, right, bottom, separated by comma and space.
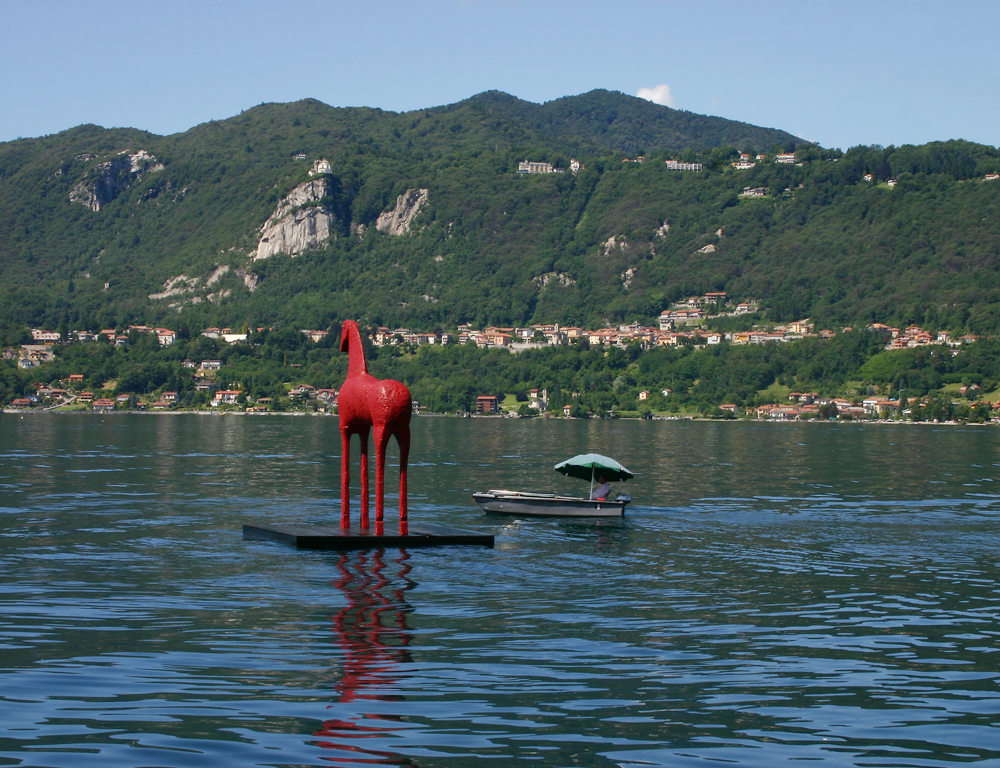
2, 408, 993, 427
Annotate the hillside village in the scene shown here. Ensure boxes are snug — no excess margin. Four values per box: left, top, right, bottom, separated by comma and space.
360, 296, 979, 352
4, 290, 992, 421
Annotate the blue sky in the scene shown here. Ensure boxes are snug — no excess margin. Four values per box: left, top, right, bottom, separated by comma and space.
2, 0, 998, 150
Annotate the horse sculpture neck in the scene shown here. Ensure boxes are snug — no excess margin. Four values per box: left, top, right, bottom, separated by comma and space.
341, 321, 368, 378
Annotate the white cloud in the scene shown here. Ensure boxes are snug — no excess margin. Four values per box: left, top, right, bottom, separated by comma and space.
637, 84, 675, 108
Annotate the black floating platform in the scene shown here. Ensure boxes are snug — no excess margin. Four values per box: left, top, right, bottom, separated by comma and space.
243, 522, 494, 550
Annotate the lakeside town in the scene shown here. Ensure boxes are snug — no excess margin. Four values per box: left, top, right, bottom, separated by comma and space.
4, 290, 993, 422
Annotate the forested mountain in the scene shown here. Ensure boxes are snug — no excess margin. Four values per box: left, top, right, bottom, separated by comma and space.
432, 90, 801, 155
1, 89, 999, 343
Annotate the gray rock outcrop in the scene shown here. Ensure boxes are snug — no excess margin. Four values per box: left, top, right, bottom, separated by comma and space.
375, 188, 429, 235
69, 149, 164, 211
532, 271, 576, 288
254, 178, 338, 260
149, 266, 259, 309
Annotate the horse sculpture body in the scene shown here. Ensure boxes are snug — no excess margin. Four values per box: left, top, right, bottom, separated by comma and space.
338, 320, 411, 531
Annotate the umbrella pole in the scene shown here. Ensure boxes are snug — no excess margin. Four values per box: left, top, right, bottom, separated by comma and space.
589, 466, 594, 498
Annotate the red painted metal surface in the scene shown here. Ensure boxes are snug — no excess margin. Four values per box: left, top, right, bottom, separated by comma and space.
338, 321, 411, 530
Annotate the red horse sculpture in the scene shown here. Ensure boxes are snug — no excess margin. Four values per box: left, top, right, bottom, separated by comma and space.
338, 320, 411, 531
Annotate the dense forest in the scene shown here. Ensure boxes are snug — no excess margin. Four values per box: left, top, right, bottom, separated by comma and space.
2, 89, 999, 343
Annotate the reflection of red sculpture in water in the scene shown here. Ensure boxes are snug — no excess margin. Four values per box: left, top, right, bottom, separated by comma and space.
338, 320, 412, 534
314, 549, 419, 766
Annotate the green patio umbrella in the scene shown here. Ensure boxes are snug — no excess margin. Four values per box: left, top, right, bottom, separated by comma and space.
553, 453, 634, 497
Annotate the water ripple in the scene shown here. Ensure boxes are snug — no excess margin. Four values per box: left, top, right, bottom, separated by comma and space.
2, 417, 1000, 766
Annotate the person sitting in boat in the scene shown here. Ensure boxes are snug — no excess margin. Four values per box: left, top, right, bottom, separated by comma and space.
590, 475, 611, 500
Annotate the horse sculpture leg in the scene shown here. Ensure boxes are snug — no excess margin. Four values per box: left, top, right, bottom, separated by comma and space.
372, 424, 410, 534
373, 425, 389, 526
341, 427, 372, 530
339, 428, 352, 529
396, 426, 410, 525
358, 427, 370, 529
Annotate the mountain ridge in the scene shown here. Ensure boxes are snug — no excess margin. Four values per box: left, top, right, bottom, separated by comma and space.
1, 90, 999, 342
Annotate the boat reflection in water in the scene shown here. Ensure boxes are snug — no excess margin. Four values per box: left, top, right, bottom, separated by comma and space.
314, 549, 420, 766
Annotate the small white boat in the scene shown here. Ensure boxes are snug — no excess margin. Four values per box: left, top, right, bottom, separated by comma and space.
474, 453, 635, 518
472, 489, 630, 518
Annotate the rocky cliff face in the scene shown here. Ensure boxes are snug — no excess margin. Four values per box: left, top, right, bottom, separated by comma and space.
254, 178, 338, 260
375, 188, 429, 235
69, 150, 164, 211
148, 265, 258, 310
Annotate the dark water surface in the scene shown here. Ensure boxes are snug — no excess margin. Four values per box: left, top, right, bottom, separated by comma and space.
1, 414, 998, 767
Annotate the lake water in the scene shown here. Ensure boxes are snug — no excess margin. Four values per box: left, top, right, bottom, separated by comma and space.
1, 414, 998, 767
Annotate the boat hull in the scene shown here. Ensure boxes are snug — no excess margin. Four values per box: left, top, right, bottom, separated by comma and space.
473, 490, 628, 518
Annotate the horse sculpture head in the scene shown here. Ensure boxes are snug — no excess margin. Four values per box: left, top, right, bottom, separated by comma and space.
339, 321, 354, 353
